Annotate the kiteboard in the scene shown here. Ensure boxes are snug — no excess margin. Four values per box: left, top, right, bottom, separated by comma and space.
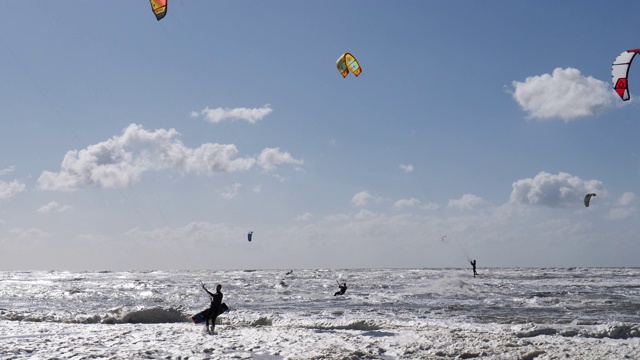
191, 303, 229, 324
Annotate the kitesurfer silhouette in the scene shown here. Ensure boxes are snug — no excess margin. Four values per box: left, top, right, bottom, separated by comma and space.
334, 282, 347, 296
469, 260, 478, 278
202, 283, 223, 334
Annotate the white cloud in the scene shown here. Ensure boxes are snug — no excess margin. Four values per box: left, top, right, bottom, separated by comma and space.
604, 192, 637, 220
37, 124, 301, 191
257, 148, 303, 172
221, 183, 242, 200
511, 68, 615, 122
0, 179, 26, 200
510, 171, 603, 208
191, 104, 272, 124
295, 212, 314, 221
421, 202, 440, 211
352, 191, 378, 207
37, 201, 72, 214
617, 192, 635, 206
393, 197, 420, 210
447, 194, 484, 211
9, 227, 50, 241
399, 164, 414, 173
0, 165, 16, 176
606, 207, 635, 220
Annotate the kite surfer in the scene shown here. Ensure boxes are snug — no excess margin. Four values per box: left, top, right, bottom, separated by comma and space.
202, 283, 223, 334
334, 282, 348, 296
469, 260, 478, 278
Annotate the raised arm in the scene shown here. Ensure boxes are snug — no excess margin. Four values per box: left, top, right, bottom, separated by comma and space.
202, 284, 215, 297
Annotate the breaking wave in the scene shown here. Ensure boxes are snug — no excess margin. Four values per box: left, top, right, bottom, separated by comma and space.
0, 306, 191, 324
514, 322, 640, 339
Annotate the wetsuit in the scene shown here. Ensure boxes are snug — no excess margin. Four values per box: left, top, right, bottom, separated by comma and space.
470, 260, 477, 278
203, 286, 223, 333
334, 284, 347, 296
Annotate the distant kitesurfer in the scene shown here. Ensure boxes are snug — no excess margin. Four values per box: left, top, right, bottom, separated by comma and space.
202, 283, 223, 334
469, 260, 478, 278
334, 282, 347, 296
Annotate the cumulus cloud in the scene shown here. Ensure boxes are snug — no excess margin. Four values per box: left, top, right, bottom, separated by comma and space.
0, 179, 26, 200
37, 124, 302, 191
511, 68, 615, 122
605, 192, 637, 220
510, 171, 603, 208
421, 202, 440, 211
617, 192, 635, 206
399, 164, 414, 173
37, 201, 72, 214
191, 104, 272, 124
257, 148, 303, 172
351, 191, 381, 207
393, 197, 420, 210
447, 194, 484, 211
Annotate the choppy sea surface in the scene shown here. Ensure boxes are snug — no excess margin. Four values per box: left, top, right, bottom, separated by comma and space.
1, 268, 639, 359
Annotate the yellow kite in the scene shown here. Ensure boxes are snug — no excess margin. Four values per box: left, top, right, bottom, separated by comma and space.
336, 53, 362, 78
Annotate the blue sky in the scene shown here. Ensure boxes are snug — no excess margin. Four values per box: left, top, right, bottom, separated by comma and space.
1, 1, 640, 270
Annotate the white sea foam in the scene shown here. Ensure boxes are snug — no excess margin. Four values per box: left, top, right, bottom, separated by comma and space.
1, 268, 639, 359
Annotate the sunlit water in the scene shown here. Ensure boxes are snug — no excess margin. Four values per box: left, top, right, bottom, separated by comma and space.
1, 268, 639, 359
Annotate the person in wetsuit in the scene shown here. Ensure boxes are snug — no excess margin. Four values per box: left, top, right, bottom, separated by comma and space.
334, 282, 347, 296
469, 260, 478, 278
202, 283, 223, 334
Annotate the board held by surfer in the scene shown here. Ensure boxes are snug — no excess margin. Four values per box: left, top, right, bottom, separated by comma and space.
201, 282, 223, 334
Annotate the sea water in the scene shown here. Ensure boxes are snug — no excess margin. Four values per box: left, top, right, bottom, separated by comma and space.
1, 268, 639, 359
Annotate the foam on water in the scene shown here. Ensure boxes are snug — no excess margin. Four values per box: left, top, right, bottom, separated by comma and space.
1, 268, 639, 359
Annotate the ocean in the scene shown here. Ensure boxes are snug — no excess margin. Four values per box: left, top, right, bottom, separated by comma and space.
1, 267, 639, 359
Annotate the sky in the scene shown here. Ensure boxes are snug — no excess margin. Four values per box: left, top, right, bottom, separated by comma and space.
1, 1, 640, 270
